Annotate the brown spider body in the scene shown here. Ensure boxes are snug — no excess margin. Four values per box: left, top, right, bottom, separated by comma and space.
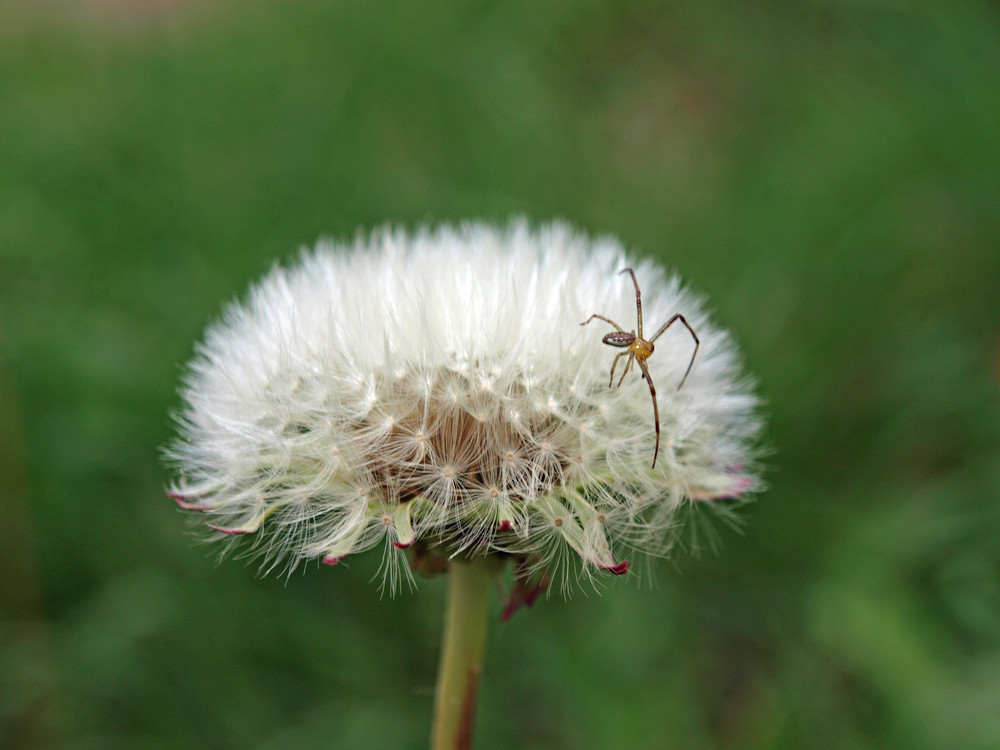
582, 268, 699, 469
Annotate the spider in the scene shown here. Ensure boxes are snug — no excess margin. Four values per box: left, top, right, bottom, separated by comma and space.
581, 267, 699, 469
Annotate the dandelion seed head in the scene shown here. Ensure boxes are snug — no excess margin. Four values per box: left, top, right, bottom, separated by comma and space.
166, 221, 763, 590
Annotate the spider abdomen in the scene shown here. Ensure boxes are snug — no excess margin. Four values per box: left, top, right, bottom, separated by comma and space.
602, 331, 635, 347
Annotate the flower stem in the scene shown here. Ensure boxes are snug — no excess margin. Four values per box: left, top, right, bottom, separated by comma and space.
431, 557, 492, 750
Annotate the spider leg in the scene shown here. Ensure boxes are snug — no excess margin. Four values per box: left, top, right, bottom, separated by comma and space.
581, 313, 623, 331
648, 313, 700, 389
608, 350, 628, 388
616, 351, 635, 388
637, 358, 660, 469
619, 268, 644, 338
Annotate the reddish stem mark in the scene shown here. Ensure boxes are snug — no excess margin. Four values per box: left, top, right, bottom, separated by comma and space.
599, 560, 631, 575
501, 576, 549, 622
208, 525, 252, 535
454, 665, 481, 750
167, 491, 213, 511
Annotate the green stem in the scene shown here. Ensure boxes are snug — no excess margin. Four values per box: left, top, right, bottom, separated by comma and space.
431, 557, 492, 750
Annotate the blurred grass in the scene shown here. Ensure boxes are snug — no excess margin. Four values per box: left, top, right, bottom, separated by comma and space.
1, 0, 998, 748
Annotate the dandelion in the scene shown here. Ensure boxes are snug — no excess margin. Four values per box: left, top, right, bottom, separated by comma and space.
165, 220, 763, 749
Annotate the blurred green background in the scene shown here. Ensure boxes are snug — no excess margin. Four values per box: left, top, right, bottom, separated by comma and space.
1, 1, 998, 748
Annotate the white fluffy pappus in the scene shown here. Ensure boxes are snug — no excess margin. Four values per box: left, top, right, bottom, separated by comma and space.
166, 221, 762, 592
